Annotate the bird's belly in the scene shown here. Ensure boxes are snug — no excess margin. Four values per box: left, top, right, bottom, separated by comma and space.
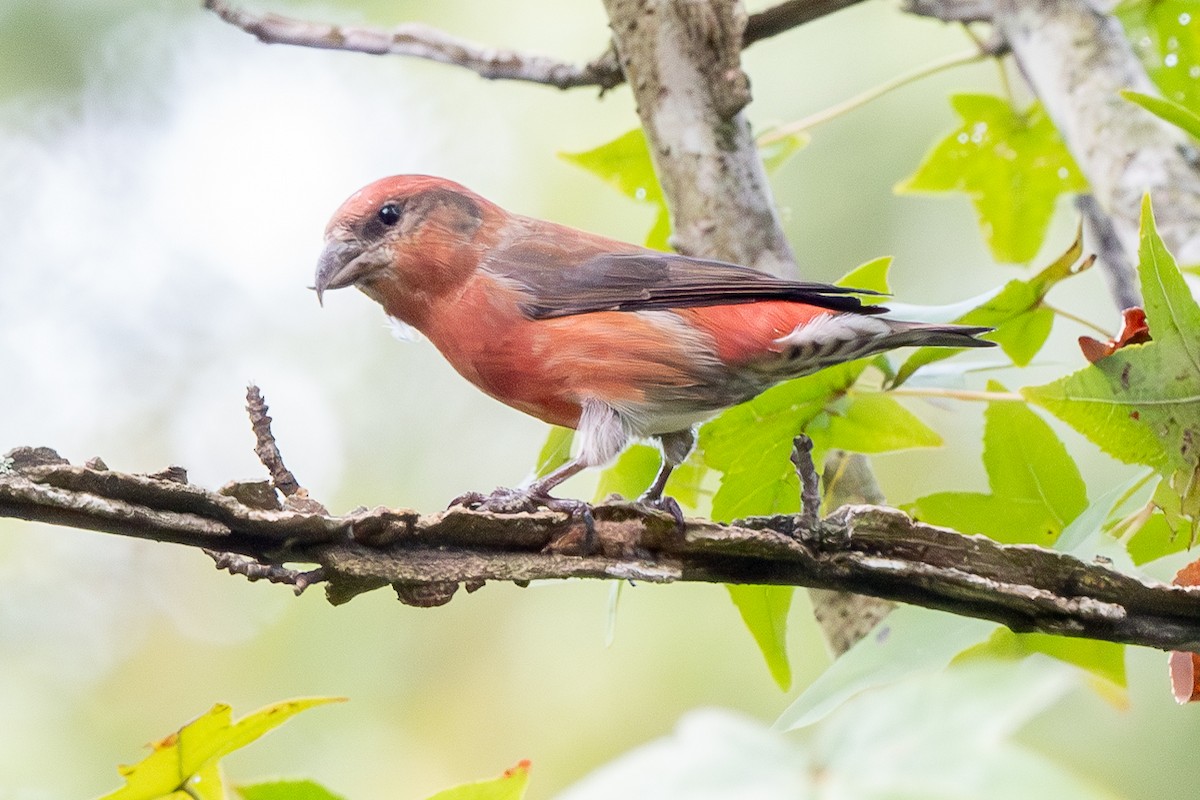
425, 302, 750, 433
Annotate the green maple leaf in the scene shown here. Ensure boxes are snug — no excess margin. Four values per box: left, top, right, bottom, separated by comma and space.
1117, 0, 1200, 111
560, 127, 806, 251
1024, 195, 1200, 537
888, 231, 1088, 386
897, 94, 1087, 264
908, 383, 1088, 545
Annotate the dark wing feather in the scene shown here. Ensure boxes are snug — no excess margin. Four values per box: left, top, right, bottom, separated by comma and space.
488, 251, 889, 320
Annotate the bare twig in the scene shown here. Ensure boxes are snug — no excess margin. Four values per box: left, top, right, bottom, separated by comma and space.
790, 436, 821, 532
1077, 193, 1142, 311
4, 445, 1200, 651
759, 45, 1001, 144
203, 0, 863, 93
205, 549, 325, 595
744, 0, 868, 42
246, 383, 301, 498
203, 0, 624, 90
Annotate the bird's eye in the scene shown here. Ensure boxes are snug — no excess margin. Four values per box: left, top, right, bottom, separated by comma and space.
377, 203, 402, 226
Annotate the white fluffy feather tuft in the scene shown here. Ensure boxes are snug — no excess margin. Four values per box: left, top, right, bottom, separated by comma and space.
576, 398, 630, 467
385, 315, 424, 343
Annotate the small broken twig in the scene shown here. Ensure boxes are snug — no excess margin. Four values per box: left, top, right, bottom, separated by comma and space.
246, 383, 302, 498
205, 548, 326, 595
790, 435, 821, 532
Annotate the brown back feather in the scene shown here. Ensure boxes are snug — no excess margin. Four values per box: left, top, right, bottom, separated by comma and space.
486, 248, 888, 320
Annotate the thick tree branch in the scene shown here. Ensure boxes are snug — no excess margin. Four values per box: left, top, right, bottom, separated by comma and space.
602, 0, 796, 275
4, 445, 1200, 651
203, 0, 861, 94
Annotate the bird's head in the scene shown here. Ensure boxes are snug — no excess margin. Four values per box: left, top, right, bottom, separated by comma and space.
315, 175, 495, 311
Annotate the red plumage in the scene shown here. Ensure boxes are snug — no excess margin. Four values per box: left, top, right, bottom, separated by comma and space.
315, 175, 993, 505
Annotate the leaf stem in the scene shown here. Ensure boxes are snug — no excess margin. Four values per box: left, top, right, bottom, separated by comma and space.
1043, 302, 1113, 338
883, 386, 1025, 403
1112, 498, 1157, 544
759, 49, 989, 144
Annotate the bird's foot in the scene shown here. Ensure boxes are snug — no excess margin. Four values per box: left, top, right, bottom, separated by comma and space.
636, 492, 686, 533
450, 487, 597, 554
450, 486, 543, 515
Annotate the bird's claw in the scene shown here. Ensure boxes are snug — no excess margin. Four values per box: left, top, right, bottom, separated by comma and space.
637, 492, 686, 532
450, 487, 598, 555
450, 486, 543, 515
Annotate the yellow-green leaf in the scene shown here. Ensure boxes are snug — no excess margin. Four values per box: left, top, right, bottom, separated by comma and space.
809, 393, 942, 454
593, 444, 659, 503
897, 94, 1087, 263
700, 362, 863, 522
99, 698, 345, 800
1117, 0, 1200, 110
559, 129, 669, 250
535, 425, 574, 478
908, 384, 1087, 545
238, 780, 345, 800
964, 628, 1127, 689
727, 585, 794, 690
424, 761, 531, 800
890, 229, 1087, 386
562, 127, 809, 251
1121, 88, 1200, 141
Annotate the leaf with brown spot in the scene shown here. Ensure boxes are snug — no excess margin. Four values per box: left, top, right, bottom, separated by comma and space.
1025, 197, 1200, 547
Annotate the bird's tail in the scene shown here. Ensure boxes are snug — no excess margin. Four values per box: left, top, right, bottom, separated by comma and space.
879, 319, 996, 350
761, 315, 996, 381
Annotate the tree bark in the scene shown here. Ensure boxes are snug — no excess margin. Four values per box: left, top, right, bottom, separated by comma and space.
601, 0, 797, 275
4, 450, 1200, 651
909, 0, 1200, 285
996, 0, 1200, 268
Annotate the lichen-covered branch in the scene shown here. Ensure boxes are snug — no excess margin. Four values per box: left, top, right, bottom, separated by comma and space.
602, 0, 796, 276
4, 446, 1200, 651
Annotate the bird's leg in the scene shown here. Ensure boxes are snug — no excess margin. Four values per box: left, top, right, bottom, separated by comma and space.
450, 401, 634, 553
450, 459, 598, 552
637, 428, 695, 529
527, 458, 598, 553
529, 458, 587, 496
